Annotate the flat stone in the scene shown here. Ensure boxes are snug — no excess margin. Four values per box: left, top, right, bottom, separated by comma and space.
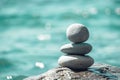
66, 23, 89, 43
58, 55, 94, 70
60, 43, 92, 55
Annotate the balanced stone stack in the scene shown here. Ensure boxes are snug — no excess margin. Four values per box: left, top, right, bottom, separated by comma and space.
58, 23, 94, 70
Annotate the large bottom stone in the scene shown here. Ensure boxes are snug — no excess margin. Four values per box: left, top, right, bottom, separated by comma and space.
58, 55, 94, 70
24, 63, 120, 80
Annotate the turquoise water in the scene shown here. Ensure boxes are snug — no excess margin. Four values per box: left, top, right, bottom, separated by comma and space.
0, 0, 120, 79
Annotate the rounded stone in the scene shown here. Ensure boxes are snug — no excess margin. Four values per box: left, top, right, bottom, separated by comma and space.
60, 43, 92, 55
58, 55, 94, 70
66, 23, 89, 43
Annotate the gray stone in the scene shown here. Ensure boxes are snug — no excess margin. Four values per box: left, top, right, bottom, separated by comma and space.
66, 23, 89, 43
24, 63, 120, 80
58, 55, 94, 70
60, 43, 92, 55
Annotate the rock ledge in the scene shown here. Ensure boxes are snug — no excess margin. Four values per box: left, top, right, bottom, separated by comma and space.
24, 63, 120, 80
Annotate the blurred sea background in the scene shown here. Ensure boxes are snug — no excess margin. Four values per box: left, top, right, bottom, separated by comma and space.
0, 0, 120, 79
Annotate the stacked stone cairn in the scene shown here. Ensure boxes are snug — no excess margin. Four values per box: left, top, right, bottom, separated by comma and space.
58, 23, 94, 70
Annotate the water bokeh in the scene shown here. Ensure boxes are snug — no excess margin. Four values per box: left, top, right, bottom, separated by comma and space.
0, 0, 120, 79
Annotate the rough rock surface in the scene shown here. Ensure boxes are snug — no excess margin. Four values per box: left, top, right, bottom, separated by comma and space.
24, 63, 120, 80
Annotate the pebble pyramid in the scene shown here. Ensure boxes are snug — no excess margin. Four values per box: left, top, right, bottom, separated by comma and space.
58, 23, 94, 70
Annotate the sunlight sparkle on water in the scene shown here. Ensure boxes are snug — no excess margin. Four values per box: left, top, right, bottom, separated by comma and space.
35, 62, 45, 69
38, 34, 51, 41
6, 75, 12, 80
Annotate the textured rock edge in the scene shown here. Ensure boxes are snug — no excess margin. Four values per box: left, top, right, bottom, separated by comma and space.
24, 63, 120, 80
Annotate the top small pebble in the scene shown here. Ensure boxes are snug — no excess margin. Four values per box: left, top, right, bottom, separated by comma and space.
66, 23, 89, 43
